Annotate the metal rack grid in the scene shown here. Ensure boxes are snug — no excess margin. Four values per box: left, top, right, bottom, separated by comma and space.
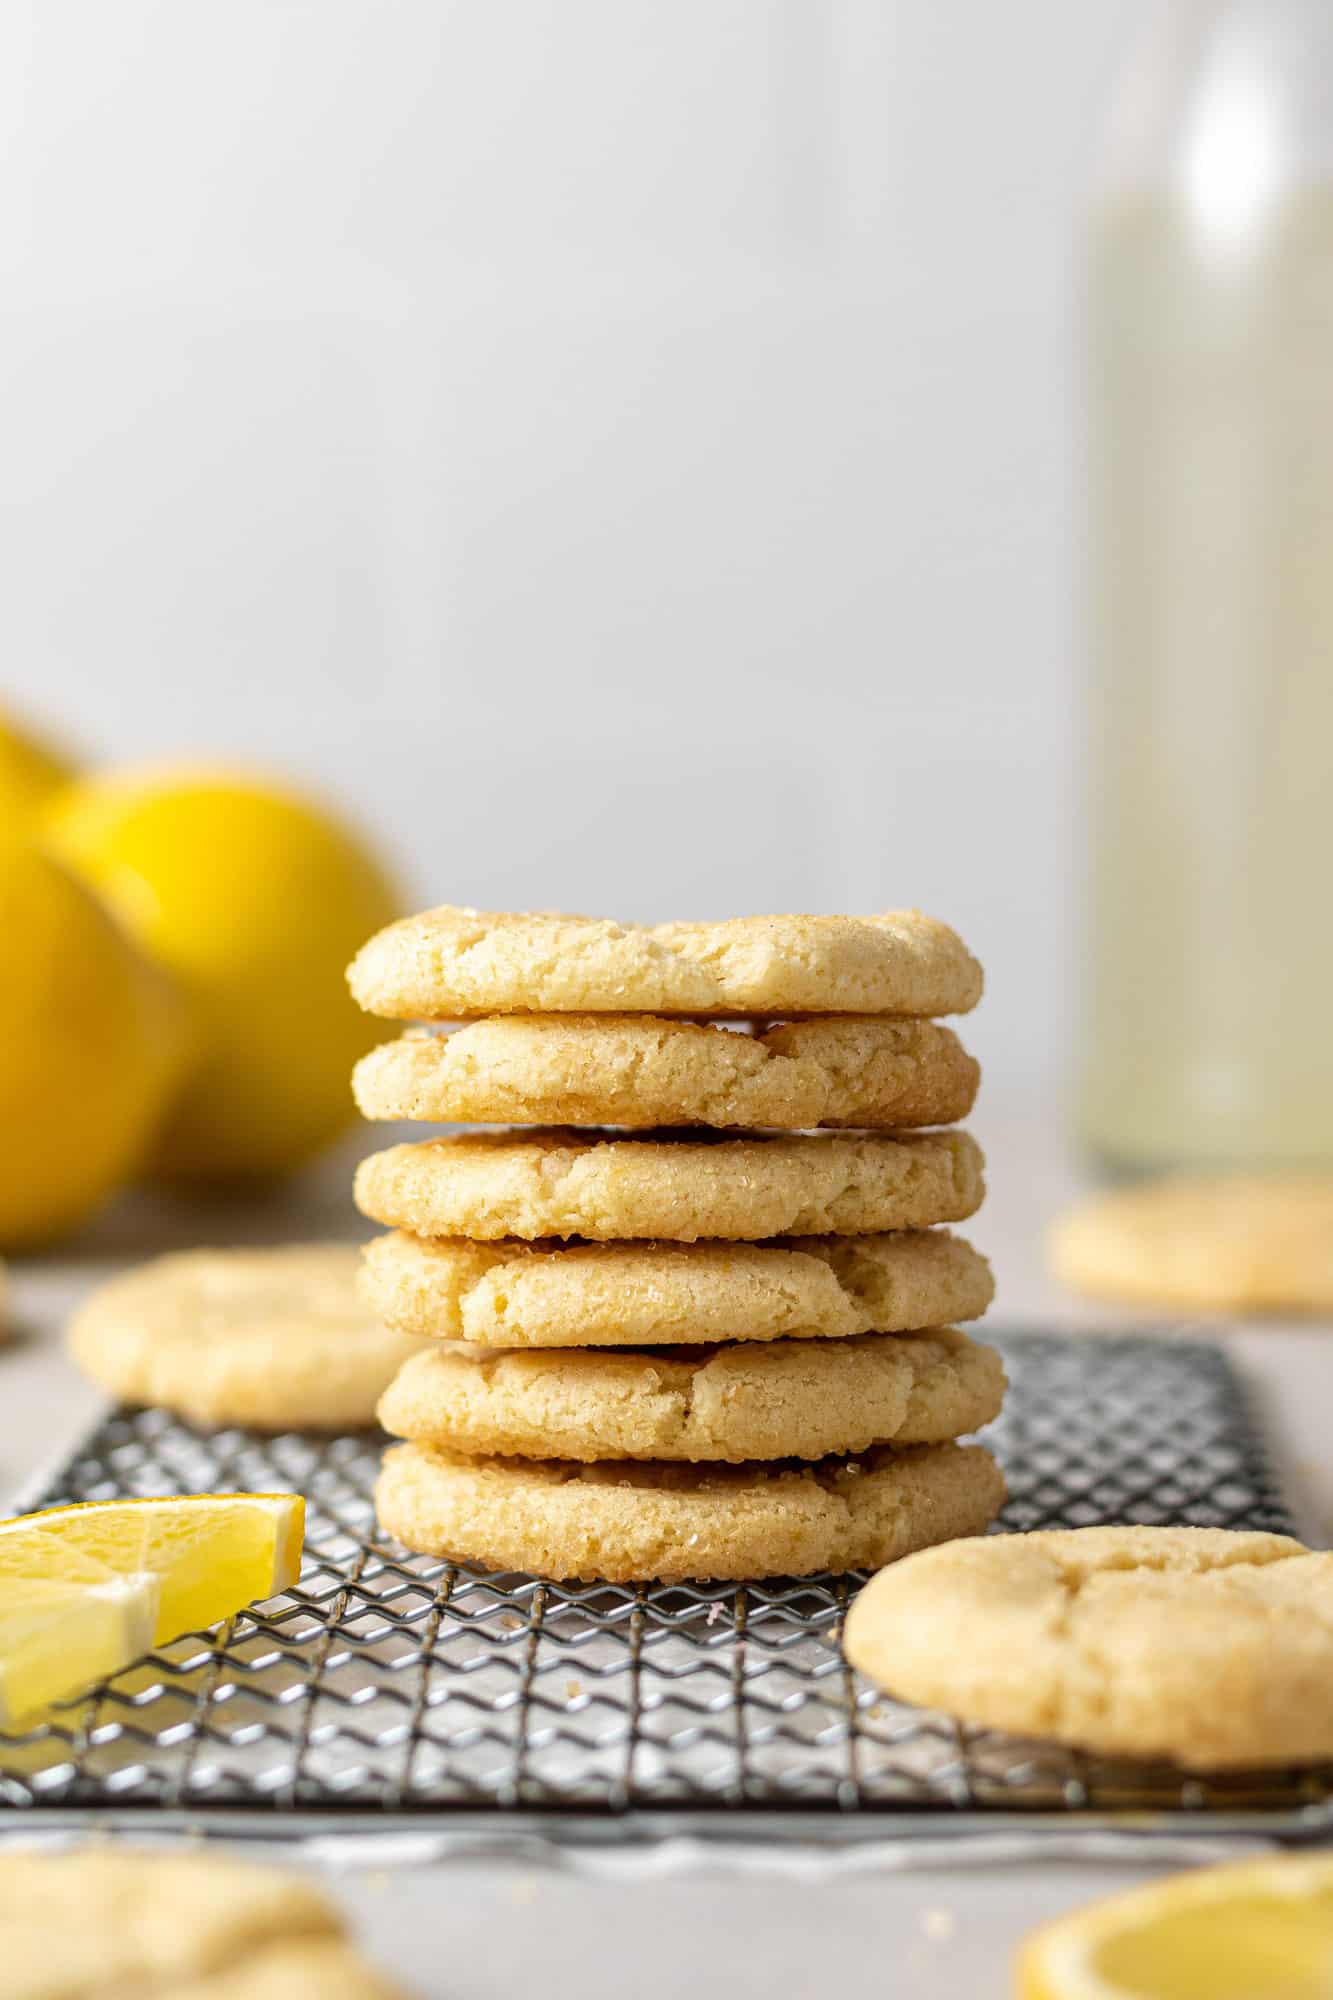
4, 1331, 1330, 1839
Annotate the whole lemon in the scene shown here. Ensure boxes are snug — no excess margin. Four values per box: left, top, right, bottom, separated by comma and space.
45, 770, 402, 1181
0, 708, 76, 827
0, 838, 191, 1248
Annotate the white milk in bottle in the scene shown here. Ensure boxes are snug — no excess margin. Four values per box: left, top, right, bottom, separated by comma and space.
1079, 3, 1333, 1171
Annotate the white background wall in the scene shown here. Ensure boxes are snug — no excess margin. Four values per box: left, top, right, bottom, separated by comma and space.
2, 2, 1156, 1093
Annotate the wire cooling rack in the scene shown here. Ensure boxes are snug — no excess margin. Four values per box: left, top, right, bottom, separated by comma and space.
3, 1332, 1330, 1846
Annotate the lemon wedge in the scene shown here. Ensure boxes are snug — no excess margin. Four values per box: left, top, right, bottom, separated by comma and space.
1019, 1853, 1333, 2000
0, 1492, 304, 1727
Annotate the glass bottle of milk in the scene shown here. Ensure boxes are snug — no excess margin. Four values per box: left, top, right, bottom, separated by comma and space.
1078, 0, 1333, 1174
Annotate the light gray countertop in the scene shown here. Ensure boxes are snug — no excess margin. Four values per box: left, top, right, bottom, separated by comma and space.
3, 1099, 1330, 1998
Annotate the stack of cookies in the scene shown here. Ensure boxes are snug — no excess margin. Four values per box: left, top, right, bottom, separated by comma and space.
348, 908, 1007, 1583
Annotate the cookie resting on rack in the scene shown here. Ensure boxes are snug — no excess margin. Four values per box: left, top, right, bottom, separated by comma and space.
376, 1437, 1006, 1582
844, 1524, 1333, 1770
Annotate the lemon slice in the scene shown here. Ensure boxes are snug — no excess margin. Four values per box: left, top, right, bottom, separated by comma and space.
0, 1578, 158, 1729
0, 1492, 304, 1727
1019, 1853, 1333, 2000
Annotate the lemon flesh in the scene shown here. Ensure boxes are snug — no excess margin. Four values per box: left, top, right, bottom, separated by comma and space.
0, 1578, 158, 1729
0, 1493, 304, 1726
1021, 1855, 1333, 2000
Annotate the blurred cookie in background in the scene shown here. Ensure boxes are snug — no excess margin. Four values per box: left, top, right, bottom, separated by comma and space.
1050, 1177, 1333, 1316
69, 1243, 425, 1430
2, 1847, 409, 1999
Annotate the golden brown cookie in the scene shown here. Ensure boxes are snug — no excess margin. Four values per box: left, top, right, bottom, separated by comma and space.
377, 1437, 1005, 1581
68, 1244, 426, 1431
348, 906, 983, 1021
171, 1937, 407, 2000
353, 1014, 979, 1131
0, 1848, 406, 2000
1051, 1176, 1333, 1315
378, 1326, 1004, 1463
844, 1525, 1333, 1770
354, 1128, 985, 1244
359, 1227, 994, 1347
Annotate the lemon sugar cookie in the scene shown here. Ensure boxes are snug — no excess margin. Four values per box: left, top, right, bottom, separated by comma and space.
0, 1848, 406, 2000
378, 1327, 1006, 1464
377, 1437, 1005, 1582
354, 1127, 985, 1244
348, 896, 1000, 1583
68, 1244, 426, 1431
349, 906, 983, 1021
359, 1227, 994, 1347
1051, 1175, 1333, 1315
844, 1525, 1333, 1769
353, 1014, 979, 1131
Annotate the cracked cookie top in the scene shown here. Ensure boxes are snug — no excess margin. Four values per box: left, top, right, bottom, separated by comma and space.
353, 1127, 985, 1243
844, 1525, 1332, 1770
353, 1014, 979, 1132
376, 1436, 1006, 1582
348, 907, 983, 1020
377, 1326, 1006, 1464
358, 1226, 994, 1347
